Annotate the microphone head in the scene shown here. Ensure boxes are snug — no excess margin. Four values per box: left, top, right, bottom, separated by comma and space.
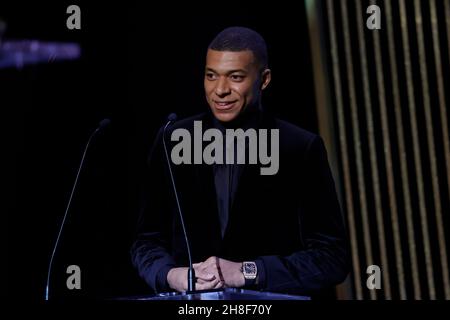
98, 118, 111, 129
167, 113, 177, 122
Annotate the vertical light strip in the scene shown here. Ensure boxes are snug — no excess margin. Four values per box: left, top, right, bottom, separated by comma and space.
368, 0, 407, 300
433, 0, 450, 205
415, 0, 448, 300
445, 0, 450, 66
305, 0, 355, 299
326, 0, 363, 300
399, 0, 436, 299
355, 0, 391, 300
340, 0, 376, 300
385, 0, 421, 300
430, 0, 450, 300
305, 0, 341, 175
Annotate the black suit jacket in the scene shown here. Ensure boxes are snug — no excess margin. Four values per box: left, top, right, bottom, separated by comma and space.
131, 111, 350, 296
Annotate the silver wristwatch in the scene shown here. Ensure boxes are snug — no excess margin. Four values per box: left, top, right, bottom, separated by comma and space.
242, 261, 257, 280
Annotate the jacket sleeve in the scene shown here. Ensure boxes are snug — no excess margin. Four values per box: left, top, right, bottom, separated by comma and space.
255, 135, 350, 295
130, 128, 175, 293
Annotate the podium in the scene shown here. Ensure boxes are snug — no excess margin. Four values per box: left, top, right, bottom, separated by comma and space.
118, 288, 310, 300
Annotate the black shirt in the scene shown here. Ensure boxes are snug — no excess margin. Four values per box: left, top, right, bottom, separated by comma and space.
212, 107, 261, 238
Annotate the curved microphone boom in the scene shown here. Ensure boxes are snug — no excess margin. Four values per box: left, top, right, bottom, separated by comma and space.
162, 113, 196, 292
45, 118, 111, 301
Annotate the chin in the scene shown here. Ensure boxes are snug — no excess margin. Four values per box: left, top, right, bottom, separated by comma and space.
213, 111, 238, 122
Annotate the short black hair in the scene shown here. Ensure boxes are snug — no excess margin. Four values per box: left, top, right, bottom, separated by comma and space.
208, 26, 268, 70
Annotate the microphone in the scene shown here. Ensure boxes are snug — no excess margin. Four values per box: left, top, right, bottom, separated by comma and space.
162, 113, 196, 292
98, 118, 111, 129
45, 118, 111, 301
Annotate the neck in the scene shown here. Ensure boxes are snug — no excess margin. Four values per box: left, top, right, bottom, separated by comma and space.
213, 103, 262, 131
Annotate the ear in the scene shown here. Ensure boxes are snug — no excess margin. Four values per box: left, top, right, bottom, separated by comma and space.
260, 69, 271, 90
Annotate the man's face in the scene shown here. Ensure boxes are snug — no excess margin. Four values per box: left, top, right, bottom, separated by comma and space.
204, 49, 270, 122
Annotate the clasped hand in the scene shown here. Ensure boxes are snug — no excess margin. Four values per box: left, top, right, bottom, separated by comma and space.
167, 256, 245, 292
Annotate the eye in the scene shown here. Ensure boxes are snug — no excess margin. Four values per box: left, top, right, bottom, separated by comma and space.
230, 74, 245, 82
205, 72, 217, 80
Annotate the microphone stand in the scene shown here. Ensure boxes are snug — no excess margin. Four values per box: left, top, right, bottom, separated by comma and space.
162, 114, 196, 292
45, 119, 110, 301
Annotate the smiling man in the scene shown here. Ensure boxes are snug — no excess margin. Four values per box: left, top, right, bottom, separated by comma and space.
131, 27, 350, 298
204, 48, 270, 122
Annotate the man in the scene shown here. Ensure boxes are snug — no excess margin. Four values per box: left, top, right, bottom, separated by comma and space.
131, 27, 349, 296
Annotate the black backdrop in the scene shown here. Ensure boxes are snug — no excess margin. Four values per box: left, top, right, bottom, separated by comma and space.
6, 2, 317, 301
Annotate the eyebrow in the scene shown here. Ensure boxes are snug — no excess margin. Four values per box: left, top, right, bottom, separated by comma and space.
205, 67, 247, 75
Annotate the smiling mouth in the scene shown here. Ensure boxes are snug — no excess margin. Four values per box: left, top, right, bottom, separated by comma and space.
213, 100, 237, 110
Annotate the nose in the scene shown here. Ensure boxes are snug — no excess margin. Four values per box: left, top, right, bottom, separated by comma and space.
214, 77, 231, 97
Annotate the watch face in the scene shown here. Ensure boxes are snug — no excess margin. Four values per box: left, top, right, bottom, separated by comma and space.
243, 262, 257, 279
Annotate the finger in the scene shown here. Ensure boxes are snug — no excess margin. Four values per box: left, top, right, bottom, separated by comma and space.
200, 265, 220, 280
213, 280, 224, 289
196, 278, 212, 285
196, 276, 222, 285
196, 277, 220, 291
215, 257, 225, 283
204, 256, 217, 265
195, 268, 216, 281
193, 265, 207, 275
196, 272, 216, 281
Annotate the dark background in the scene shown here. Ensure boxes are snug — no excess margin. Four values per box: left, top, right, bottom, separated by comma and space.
5, 2, 317, 301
